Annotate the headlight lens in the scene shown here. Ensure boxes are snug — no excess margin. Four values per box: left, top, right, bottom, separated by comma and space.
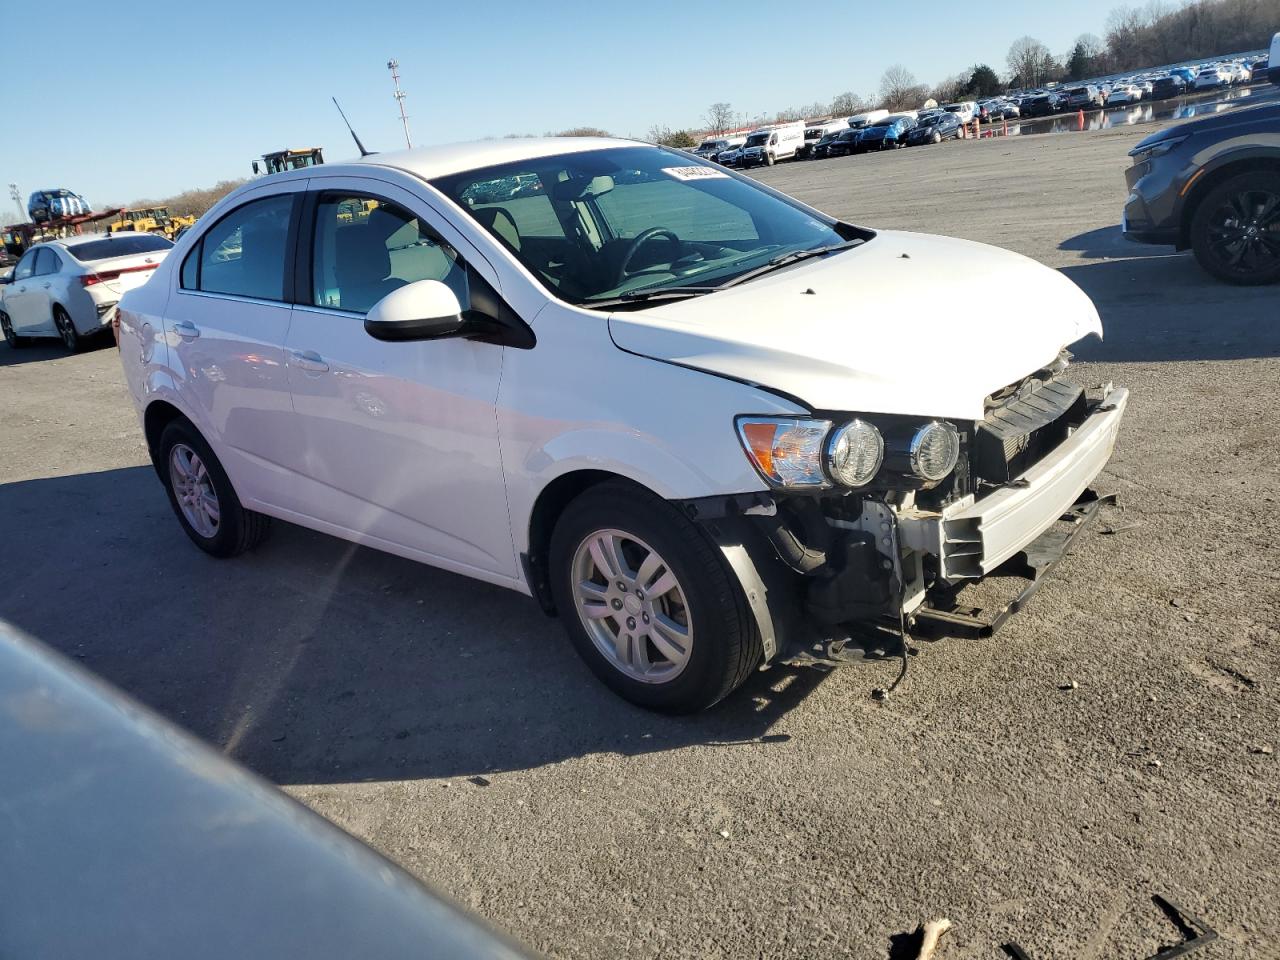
737, 417, 831, 487
909, 421, 960, 482
1128, 134, 1187, 163
826, 419, 884, 487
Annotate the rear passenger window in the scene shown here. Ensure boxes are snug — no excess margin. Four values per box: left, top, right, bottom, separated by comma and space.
182, 195, 293, 301
311, 194, 469, 314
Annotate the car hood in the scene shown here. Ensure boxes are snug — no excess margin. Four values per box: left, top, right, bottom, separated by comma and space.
607, 231, 1102, 421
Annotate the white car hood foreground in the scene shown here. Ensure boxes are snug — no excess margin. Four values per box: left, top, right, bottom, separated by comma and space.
608, 231, 1103, 421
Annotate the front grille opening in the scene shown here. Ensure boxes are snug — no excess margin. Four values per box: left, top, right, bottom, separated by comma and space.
971, 375, 1087, 494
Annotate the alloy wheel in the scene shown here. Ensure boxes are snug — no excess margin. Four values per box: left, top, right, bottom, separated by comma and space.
169, 442, 221, 539
54, 310, 77, 350
1204, 187, 1280, 279
571, 528, 693, 683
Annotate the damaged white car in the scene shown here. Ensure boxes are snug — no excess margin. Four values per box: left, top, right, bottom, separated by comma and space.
116, 138, 1127, 712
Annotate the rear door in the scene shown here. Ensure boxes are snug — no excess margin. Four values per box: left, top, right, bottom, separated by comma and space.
165, 180, 309, 511
282, 176, 514, 579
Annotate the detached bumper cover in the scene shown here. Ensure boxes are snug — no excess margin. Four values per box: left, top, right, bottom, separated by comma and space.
900, 386, 1129, 581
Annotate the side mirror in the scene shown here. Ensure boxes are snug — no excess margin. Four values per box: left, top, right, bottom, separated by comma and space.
364, 279, 467, 342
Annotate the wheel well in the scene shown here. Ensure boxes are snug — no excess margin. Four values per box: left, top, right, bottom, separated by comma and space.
523, 470, 652, 616
1180, 156, 1280, 248
142, 401, 187, 474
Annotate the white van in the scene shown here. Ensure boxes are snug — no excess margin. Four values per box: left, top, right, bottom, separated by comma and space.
740, 121, 806, 167
116, 136, 1126, 712
798, 120, 847, 159
944, 101, 978, 123
846, 109, 889, 130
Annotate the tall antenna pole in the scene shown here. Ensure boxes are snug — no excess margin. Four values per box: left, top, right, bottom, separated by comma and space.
8, 183, 24, 222
387, 59, 412, 149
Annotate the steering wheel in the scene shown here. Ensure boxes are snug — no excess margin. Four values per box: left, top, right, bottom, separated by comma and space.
615, 228, 682, 286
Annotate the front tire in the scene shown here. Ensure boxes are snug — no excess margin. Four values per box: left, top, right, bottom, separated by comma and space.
549, 482, 761, 712
158, 419, 272, 557
53, 306, 81, 352
1189, 172, 1280, 285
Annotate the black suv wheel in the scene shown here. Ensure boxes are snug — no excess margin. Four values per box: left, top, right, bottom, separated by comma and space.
1190, 171, 1280, 285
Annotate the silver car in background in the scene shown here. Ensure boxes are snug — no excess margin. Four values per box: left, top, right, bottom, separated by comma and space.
0, 233, 172, 351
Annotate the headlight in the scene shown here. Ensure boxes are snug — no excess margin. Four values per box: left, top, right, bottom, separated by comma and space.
826, 419, 884, 487
737, 417, 831, 487
1128, 135, 1187, 163
909, 421, 960, 482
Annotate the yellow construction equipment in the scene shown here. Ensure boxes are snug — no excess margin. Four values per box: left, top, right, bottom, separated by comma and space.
106, 207, 194, 241
253, 148, 324, 176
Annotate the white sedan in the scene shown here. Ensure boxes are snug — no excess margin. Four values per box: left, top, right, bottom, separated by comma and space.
115, 136, 1127, 711
1106, 85, 1142, 106
0, 233, 172, 350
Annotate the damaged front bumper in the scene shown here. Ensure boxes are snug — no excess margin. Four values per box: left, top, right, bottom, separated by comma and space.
690, 384, 1129, 663
898, 386, 1128, 581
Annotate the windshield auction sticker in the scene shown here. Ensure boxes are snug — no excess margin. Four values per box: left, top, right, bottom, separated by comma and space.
662, 166, 729, 181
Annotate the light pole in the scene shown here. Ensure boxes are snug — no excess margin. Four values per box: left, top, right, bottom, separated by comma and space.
387, 59, 412, 149
8, 183, 24, 222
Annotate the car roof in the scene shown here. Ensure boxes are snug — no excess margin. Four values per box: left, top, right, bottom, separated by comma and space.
262, 137, 648, 186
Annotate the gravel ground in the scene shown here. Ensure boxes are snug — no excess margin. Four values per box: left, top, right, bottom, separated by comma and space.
1, 121, 1277, 959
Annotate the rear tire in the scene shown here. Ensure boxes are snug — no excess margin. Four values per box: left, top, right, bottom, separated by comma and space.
0, 310, 29, 348
549, 481, 762, 713
53, 306, 81, 352
1190, 171, 1280, 286
158, 419, 272, 557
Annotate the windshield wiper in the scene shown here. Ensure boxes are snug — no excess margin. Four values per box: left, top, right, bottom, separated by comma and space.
581, 286, 722, 310
718, 239, 864, 289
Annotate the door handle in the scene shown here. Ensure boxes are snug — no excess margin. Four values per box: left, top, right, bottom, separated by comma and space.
172, 320, 200, 339
41, 282, 51, 288
290, 349, 329, 373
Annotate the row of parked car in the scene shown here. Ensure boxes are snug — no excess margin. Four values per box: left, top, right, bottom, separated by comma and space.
693, 102, 984, 167
999, 54, 1269, 116
691, 49, 1272, 169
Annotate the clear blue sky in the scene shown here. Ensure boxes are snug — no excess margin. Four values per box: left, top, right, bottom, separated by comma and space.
3, 0, 1123, 208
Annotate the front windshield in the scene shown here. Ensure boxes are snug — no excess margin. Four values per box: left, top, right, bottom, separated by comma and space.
744, 133, 769, 148
432, 146, 855, 306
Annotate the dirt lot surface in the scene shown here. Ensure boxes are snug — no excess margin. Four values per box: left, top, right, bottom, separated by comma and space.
2, 121, 1277, 958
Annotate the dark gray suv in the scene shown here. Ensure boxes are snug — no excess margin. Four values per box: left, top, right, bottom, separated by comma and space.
1122, 99, 1280, 284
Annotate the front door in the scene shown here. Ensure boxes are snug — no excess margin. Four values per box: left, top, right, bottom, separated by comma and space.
6, 248, 54, 336
283, 178, 514, 580
165, 182, 309, 509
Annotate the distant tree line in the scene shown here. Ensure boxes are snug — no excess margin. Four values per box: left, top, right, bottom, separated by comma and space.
128, 179, 249, 219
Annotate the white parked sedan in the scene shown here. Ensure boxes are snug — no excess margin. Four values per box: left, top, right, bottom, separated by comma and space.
116, 137, 1127, 711
1106, 84, 1142, 106
0, 233, 173, 350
